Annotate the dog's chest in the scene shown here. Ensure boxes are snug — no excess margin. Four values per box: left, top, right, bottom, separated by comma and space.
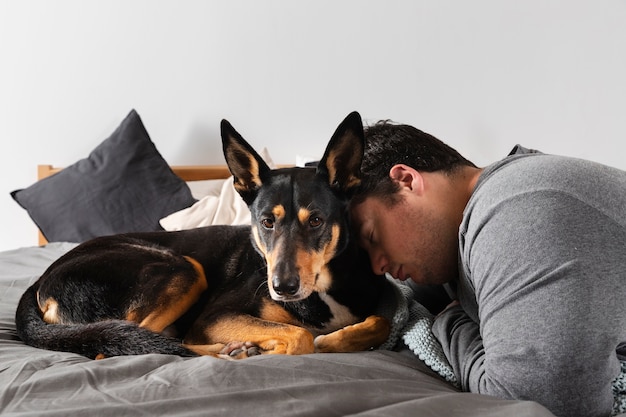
311, 293, 359, 336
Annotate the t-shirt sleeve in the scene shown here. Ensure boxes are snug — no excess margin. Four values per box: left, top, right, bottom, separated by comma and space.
432, 305, 485, 392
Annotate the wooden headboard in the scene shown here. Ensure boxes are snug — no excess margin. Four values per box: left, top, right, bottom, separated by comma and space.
37, 164, 235, 183
36, 164, 235, 245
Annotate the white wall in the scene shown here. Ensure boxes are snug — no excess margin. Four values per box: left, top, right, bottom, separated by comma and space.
1, 0, 625, 251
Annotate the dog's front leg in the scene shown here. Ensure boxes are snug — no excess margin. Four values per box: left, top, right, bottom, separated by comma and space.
314, 315, 390, 353
185, 313, 316, 358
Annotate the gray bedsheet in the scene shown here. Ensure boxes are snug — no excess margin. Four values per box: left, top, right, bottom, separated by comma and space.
0, 242, 556, 416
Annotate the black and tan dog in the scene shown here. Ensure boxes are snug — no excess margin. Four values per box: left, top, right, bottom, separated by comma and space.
15, 112, 390, 360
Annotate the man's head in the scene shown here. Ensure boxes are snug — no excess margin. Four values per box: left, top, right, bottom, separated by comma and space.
350, 120, 480, 285
352, 121, 476, 207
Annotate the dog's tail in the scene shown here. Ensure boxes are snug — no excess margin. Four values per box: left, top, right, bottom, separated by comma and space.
15, 284, 197, 359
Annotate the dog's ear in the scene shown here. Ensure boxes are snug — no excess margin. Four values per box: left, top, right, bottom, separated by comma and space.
317, 111, 364, 196
221, 119, 271, 204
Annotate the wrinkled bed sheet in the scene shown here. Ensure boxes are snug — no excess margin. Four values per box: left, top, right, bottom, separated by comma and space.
0, 243, 556, 417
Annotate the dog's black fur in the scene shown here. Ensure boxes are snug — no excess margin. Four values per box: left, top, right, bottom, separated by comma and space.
15, 111, 390, 359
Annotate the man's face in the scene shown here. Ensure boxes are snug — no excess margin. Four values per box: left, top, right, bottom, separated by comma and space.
351, 191, 458, 285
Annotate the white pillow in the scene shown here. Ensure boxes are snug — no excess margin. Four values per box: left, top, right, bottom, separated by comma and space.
186, 179, 227, 200
160, 176, 250, 230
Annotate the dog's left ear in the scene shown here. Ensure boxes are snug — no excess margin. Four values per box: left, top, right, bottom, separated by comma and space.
221, 119, 272, 204
317, 111, 364, 196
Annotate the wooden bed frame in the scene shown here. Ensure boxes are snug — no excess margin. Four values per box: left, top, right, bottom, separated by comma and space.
37, 164, 235, 183
36, 164, 236, 245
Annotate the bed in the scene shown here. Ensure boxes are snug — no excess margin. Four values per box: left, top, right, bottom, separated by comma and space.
1, 110, 562, 416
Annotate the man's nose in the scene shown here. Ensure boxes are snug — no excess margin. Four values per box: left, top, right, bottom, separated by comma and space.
370, 251, 388, 275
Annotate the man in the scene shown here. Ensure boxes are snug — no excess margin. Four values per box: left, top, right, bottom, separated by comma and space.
350, 120, 626, 417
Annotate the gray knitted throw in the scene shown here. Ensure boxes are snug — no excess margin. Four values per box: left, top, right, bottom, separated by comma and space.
375, 276, 458, 387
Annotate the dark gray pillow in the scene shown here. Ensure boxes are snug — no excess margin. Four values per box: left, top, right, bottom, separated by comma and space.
11, 109, 196, 243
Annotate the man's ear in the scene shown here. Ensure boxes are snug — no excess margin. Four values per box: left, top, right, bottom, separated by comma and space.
389, 164, 424, 195
221, 119, 271, 205
316, 111, 364, 196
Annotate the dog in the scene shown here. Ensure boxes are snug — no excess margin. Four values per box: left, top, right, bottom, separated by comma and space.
15, 111, 391, 360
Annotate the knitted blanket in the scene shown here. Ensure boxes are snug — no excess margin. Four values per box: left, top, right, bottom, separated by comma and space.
375, 277, 626, 414
375, 276, 458, 387
613, 360, 626, 416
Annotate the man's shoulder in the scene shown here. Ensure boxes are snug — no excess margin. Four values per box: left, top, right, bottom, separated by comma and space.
463, 145, 626, 240
474, 145, 625, 200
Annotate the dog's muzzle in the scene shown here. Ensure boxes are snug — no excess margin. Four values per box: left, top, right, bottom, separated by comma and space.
271, 275, 300, 298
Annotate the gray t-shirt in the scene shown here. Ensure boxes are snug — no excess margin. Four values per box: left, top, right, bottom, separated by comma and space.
432, 145, 626, 417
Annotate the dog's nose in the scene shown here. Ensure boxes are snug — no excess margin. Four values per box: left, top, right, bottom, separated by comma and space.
272, 275, 299, 296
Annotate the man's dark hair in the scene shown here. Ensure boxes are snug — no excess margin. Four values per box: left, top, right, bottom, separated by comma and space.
353, 120, 476, 205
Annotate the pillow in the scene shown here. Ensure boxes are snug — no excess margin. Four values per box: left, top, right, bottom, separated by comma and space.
11, 109, 196, 243
186, 178, 228, 200
160, 176, 251, 230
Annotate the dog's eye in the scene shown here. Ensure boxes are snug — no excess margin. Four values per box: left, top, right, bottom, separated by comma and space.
308, 216, 323, 228
261, 218, 275, 229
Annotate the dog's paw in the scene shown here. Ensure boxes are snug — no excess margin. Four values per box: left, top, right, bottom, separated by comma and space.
220, 341, 262, 359
314, 315, 391, 353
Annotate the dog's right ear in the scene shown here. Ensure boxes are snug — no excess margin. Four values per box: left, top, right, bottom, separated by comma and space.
316, 111, 365, 197
221, 120, 272, 204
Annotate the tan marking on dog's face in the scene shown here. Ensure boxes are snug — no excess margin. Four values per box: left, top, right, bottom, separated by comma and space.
295, 224, 341, 295
252, 225, 280, 293
252, 225, 265, 253
272, 205, 285, 221
297, 207, 310, 225
37, 292, 61, 324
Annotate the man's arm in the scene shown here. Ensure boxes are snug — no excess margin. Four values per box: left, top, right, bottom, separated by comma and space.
432, 304, 484, 392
